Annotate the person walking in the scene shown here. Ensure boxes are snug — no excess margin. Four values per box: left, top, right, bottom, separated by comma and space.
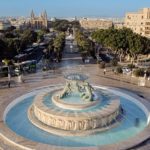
103, 68, 106, 75
8, 73, 11, 88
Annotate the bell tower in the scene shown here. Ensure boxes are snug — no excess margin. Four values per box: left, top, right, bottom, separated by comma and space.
43, 10, 47, 20
30, 10, 48, 29
43, 10, 48, 28
31, 10, 35, 19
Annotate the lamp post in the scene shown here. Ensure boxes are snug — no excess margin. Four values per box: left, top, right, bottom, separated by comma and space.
2, 59, 11, 87
8, 65, 11, 87
17, 63, 23, 83
144, 70, 147, 78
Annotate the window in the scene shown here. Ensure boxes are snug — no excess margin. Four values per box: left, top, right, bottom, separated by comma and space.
145, 27, 150, 30
146, 22, 150, 25
145, 31, 150, 34
127, 16, 131, 19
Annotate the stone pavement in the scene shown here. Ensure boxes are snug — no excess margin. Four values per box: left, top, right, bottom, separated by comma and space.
0, 63, 150, 150
0, 42, 150, 149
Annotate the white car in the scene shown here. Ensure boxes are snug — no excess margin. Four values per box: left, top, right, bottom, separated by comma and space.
122, 67, 131, 75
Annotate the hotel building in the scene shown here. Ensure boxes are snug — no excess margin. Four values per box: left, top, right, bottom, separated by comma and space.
0, 20, 11, 30
125, 8, 150, 38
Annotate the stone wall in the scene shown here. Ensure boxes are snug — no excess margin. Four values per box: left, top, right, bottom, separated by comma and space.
30, 92, 121, 131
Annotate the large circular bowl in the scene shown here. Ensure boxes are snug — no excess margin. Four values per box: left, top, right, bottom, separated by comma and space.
3, 85, 150, 150
28, 89, 121, 136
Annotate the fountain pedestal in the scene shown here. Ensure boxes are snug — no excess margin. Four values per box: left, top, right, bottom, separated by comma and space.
28, 74, 121, 136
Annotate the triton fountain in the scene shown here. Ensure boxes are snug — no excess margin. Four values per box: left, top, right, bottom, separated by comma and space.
3, 73, 150, 150
28, 73, 121, 136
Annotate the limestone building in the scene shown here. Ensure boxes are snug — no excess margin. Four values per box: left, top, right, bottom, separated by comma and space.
114, 22, 124, 29
125, 8, 150, 38
0, 20, 11, 30
79, 18, 113, 30
30, 10, 48, 29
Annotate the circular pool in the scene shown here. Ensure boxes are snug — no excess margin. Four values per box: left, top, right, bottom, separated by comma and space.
4, 85, 150, 149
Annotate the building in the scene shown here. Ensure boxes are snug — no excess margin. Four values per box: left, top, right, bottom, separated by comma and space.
29, 10, 48, 29
125, 8, 150, 38
0, 20, 11, 30
9, 17, 28, 29
114, 22, 124, 29
79, 18, 113, 30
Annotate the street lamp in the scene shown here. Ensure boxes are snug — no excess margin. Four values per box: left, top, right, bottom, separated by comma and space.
144, 70, 147, 78
2, 59, 11, 87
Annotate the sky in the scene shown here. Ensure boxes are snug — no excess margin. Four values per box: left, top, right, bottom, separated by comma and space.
0, 0, 150, 18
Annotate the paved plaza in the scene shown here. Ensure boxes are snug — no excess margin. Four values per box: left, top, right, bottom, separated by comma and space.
0, 46, 150, 150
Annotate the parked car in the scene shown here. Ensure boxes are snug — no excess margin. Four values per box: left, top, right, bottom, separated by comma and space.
122, 67, 131, 75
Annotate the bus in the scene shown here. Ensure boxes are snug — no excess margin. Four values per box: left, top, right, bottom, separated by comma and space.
14, 60, 37, 75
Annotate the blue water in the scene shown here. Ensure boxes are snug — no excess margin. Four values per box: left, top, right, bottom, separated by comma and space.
43, 90, 111, 113
5, 89, 147, 147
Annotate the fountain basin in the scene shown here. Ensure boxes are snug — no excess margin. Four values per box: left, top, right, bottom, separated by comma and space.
4, 85, 150, 149
28, 90, 121, 135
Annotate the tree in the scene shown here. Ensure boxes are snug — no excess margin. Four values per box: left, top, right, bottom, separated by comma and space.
1, 38, 18, 59
75, 30, 92, 58
50, 19, 80, 32
91, 27, 150, 63
0, 39, 7, 61
21, 29, 37, 44
53, 32, 65, 62
128, 34, 144, 61
37, 29, 49, 42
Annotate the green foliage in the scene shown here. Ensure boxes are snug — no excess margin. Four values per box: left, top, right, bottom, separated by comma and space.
110, 59, 118, 66
91, 27, 150, 61
116, 66, 123, 74
75, 30, 94, 57
50, 19, 80, 32
53, 32, 65, 51
53, 32, 65, 61
133, 68, 145, 77
4, 32, 15, 38
0, 29, 39, 60
21, 29, 37, 44
127, 64, 135, 69
99, 62, 105, 68
0, 39, 7, 60
37, 29, 49, 42
1, 38, 19, 59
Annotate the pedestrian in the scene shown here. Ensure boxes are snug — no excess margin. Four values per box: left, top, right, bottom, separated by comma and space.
8, 81, 10, 88
82, 57, 85, 63
103, 69, 106, 75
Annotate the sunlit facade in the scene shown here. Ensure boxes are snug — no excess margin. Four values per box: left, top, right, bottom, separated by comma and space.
125, 8, 150, 38
30, 10, 48, 29
80, 18, 113, 30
